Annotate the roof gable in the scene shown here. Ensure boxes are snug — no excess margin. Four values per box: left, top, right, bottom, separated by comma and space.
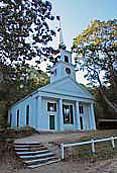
39, 77, 94, 99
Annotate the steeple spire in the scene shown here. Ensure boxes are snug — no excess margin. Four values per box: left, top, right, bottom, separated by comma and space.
56, 16, 66, 49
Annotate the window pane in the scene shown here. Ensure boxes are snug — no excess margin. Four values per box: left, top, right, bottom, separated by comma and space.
79, 105, 83, 114
63, 104, 73, 124
26, 105, 29, 125
10, 113, 12, 127
17, 110, 19, 127
70, 105, 73, 124
48, 102, 56, 112
64, 55, 69, 63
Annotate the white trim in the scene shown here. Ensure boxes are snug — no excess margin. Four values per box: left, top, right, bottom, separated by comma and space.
61, 136, 117, 159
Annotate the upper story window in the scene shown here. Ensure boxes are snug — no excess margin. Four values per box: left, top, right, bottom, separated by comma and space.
47, 102, 56, 112
64, 55, 69, 63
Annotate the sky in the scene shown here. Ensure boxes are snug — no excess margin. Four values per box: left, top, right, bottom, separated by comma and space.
50, 0, 117, 49
41, 0, 117, 84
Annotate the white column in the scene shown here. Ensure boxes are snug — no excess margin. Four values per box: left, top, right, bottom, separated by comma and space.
75, 101, 81, 130
58, 98, 64, 131
90, 103, 96, 130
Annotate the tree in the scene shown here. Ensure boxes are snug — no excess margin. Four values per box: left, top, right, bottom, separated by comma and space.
72, 19, 117, 113
0, 64, 49, 128
0, 0, 56, 67
0, 0, 56, 128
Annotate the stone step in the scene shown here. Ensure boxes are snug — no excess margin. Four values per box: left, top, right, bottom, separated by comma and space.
24, 156, 58, 164
14, 141, 60, 169
14, 143, 42, 148
14, 142, 40, 145
15, 146, 48, 152
14, 143, 43, 149
14, 144, 42, 148
16, 150, 48, 158
15, 146, 47, 152
27, 159, 61, 169
18, 152, 54, 159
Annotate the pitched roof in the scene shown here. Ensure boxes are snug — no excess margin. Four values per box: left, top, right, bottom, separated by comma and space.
38, 76, 94, 99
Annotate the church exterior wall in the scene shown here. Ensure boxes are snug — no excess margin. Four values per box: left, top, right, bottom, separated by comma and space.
8, 93, 96, 131
8, 95, 36, 129
38, 98, 49, 130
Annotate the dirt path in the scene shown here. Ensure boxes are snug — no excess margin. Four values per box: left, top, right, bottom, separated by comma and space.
15, 131, 86, 144
0, 159, 117, 173
1, 131, 117, 173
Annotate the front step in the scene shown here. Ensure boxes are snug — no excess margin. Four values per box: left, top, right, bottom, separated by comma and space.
16, 149, 49, 157
14, 141, 60, 168
27, 159, 61, 169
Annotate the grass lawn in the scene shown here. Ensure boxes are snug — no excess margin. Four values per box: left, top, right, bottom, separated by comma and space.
65, 130, 117, 162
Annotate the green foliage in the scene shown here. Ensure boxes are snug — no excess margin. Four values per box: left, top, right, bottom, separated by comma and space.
72, 19, 117, 113
73, 19, 117, 87
0, 64, 49, 128
0, 0, 56, 66
0, 0, 54, 128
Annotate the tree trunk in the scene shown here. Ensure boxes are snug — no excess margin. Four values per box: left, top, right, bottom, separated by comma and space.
99, 88, 117, 113
94, 69, 117, 114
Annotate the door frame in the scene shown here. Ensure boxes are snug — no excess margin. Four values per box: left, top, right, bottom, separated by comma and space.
46, 100, 57, 131
62, 102, 75, 130
49, 114, 55, 130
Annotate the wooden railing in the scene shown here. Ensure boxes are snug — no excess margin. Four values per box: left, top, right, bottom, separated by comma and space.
61, 136, 117, 159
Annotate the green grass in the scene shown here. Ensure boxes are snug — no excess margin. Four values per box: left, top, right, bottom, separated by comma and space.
81, 129, 117, 141
65, 130, 117, 162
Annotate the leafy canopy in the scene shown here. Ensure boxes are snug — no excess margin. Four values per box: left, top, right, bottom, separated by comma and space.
0, 0, 56, 66
72, 19, 117, 113
72, 19, 117, 86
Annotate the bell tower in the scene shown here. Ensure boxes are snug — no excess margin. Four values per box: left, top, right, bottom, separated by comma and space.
50, 17, 76, 83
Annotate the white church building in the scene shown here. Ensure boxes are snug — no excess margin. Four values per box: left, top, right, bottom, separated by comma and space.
8, 44, 96, 131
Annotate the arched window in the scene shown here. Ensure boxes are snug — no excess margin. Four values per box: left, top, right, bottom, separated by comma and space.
16, 109, 19, 127
9, 113, 12, 127
26, 105, 29, 125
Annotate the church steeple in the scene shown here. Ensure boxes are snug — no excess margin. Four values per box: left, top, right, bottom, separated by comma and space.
57, 16, 66, 49
50, 17, 76, 83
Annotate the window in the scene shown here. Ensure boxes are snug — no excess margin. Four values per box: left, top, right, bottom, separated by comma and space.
80, 116, 83, 129
64, 55, 69, 63
48, 102, 56, 112
79, 104, 84, 114
16, 109, 19, 127
54, 69, 57, 76
65, 67, 71, 74
9, 113, 12, 127
63, 104, 73, 124
26, 105, 29, 125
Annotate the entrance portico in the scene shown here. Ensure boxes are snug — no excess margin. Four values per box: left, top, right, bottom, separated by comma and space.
42, 96, 96, 131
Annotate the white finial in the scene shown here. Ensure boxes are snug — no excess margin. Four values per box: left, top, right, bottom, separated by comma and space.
56, 16, 66, 49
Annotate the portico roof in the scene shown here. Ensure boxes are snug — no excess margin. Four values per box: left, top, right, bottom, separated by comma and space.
38, 76, 94, 100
